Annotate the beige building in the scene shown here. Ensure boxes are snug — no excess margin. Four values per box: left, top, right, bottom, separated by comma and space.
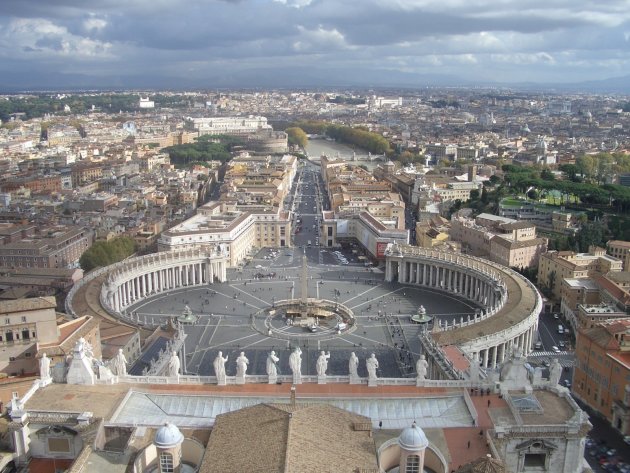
559, 278, 601, 329
0, 225, 93, 269
158, 201, 292, 266
0, 297, 59, 375
607, 240, 630, 270
450, 213, 547, 269
538, 247, 623, 300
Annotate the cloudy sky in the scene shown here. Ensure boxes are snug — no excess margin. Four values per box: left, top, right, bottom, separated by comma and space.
1, 0, 630, 89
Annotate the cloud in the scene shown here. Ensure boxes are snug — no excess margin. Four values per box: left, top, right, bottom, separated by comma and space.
0, 0, 629, 87
0, 18, 113, 59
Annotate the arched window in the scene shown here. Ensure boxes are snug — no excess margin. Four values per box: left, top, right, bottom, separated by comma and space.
159, 451, 174, 473
406, 454, 420, 473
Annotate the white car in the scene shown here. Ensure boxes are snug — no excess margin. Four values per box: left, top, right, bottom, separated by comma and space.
552, 346, 560, 353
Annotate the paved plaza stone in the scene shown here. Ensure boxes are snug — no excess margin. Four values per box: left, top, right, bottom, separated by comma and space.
127, 248, 480, 378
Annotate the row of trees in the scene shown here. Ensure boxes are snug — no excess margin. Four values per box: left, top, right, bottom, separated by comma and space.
558, 153, 630, 185
0, 93, 193, 122
286, 127, 308, 148
285, 120, 391, 154
79, 237, 136, 272
164, 135, 243, 166
502, 164, 630, 213
326, 124, 391, 154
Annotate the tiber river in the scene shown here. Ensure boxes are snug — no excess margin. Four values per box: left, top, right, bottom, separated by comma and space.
304, 138, 383, 170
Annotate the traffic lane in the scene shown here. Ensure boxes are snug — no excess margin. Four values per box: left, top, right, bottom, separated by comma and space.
577, 398, 630, 471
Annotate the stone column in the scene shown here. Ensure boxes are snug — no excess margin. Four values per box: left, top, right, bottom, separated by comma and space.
491, 345, 498, 369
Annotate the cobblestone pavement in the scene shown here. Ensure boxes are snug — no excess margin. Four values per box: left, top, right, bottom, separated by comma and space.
128, 248, 480, 378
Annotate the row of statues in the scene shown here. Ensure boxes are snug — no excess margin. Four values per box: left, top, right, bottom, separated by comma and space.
39, 344, 428, 383
209, 349, 430, 381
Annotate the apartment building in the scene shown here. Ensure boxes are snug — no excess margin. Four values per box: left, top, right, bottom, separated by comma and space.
498, 200, 580, 234
450, 213, 547, 269
321, 210, 408, 258
559, 278, 601, 330
538, 247, 623, 300
607, 240, 630, 271
186, 116, 272, 135
0, 225, 93, 269
573, 319, 630, 436
157, 201, 291, 266
0, 297, 58, 375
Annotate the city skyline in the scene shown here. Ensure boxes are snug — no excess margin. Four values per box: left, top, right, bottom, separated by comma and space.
1, 0, 630, 91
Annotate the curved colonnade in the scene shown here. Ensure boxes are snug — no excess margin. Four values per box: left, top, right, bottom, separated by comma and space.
385, 245, 542, 370
66, 249, 229, 325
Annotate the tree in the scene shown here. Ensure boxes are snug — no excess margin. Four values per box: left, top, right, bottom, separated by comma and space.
79, 237, 136, 272
286, 127, 307, 148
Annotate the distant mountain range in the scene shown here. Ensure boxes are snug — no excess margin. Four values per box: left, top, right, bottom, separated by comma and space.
1, 67, 629, 94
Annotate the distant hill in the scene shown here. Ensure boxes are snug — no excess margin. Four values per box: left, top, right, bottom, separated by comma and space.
1, 67, 628, 94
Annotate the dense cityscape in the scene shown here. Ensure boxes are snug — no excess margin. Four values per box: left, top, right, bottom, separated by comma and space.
0, 87, 628, 473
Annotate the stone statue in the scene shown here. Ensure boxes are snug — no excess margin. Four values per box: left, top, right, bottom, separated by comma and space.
39, 353, 51, 380
316, 351, 331, 377
266, 351, 279, 377
349, 352, 359, 377
112, 348, 128, 376
213, 351, 228, 384
289, 347, 302, 377
236, 352, 249, 377
168, 351, 181, 378
366, 353, 379, 380
549, 358, 562, 386
416, 355, 429, 381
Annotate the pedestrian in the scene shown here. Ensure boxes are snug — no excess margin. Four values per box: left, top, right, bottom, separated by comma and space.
467, 440, 470, 449
487, 399, 491, 407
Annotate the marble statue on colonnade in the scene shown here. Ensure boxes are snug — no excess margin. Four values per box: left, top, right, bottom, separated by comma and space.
349, 352, 360, 384
235, 352, 249, 385
168, 351, 181, 380
267, 350, 279, 384
213, 351, 228, 385
111, 349, 128, 377
316, 351, 330, 384
289, 347, 302, 384
416, 355, 429, 386
366, 353, 379, 387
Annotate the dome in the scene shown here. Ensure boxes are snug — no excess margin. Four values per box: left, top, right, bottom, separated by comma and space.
398, 422, 429, 450
154, 422, 184, 448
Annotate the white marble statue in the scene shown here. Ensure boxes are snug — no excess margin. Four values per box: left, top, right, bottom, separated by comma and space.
316, 351, 331, 377
112, 348, 128, 376
416, 355, 429, 381
549, 358, 562, 387
39, 353, 51, 380
366, 353, 379, 380
168, 351, 181, 378
266, 351, 279, 377
213, 351, 228, 384
236, 352, 249, 377
349, 352, 359, 377
289, 347, 302, 377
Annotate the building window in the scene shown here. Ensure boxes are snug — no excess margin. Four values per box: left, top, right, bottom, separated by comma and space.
406, 454, 420, 473
160, 452, 174, 473
48, 438, 70, 453
524, 453, 546, 468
